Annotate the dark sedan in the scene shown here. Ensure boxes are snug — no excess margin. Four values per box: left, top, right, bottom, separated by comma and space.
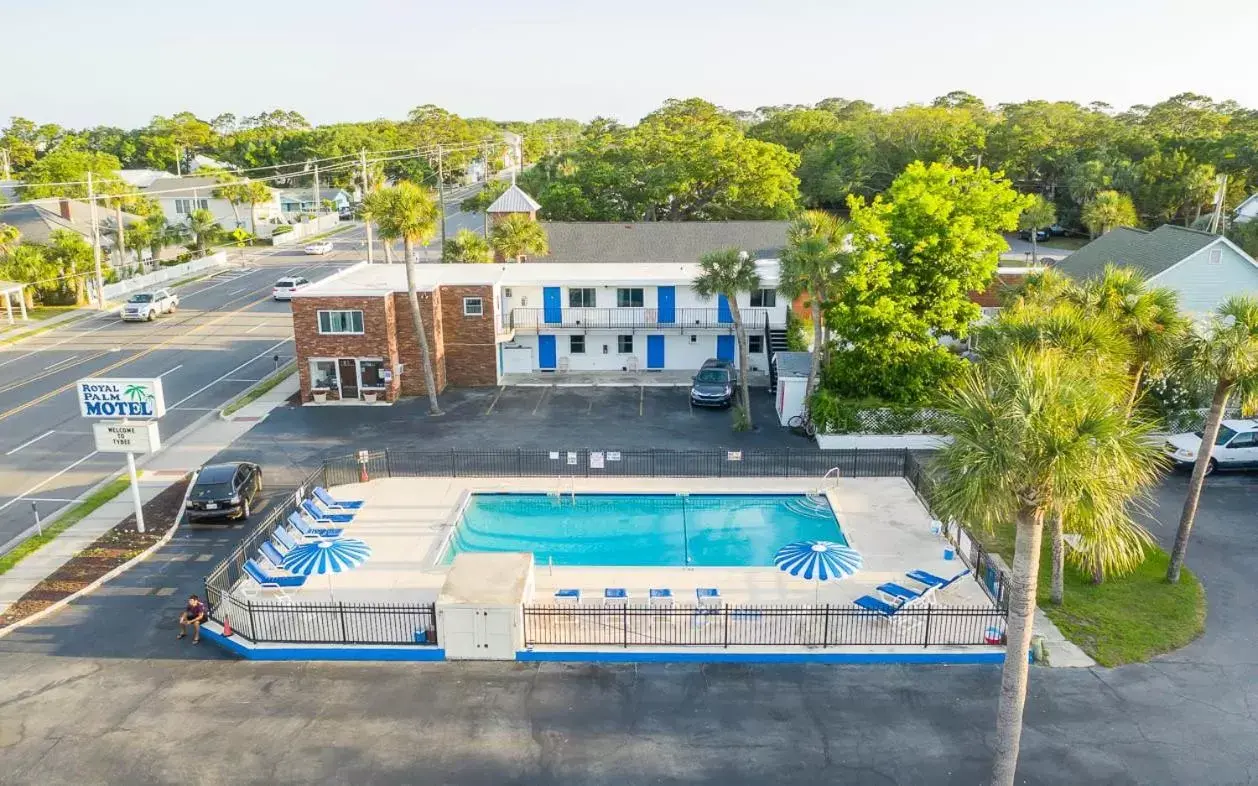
185, 462, 262, 522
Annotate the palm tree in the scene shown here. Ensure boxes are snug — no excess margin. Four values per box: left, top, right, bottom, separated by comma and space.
363, 182, 443, 415
0, 224, 20, 255
694, 248, 761, 429
1167, 295, 1258, 583
1017, 195, 1057, 265
779, 210, 847, 399
0, 245, 55, 308
184, 209, 221, 254
442, 229, 492, 263
489, 214, 549, 263
1081, 190, 1138, 238
934, 347, 1162, 786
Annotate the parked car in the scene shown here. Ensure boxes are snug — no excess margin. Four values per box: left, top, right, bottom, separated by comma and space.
1018, 228, 1050, 242
272, 276, 311, 301
185, 462, 263, 522
338, 207, 355, 221
304, 240, 334, 255
690, 358, 737, 408
121, 288, 178, 321
1164, 420, 1258, 474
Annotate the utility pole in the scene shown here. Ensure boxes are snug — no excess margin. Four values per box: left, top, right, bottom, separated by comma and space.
436, 144, 447, 253
175, 145, 183, 177
0, 148, 9, 180
360, 149, 374, 264
313, 162, 321, 213
88, 171, 105, 310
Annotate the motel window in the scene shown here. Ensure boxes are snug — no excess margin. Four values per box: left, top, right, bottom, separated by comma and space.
568, 288, 596, 308
317, 309, 364, 334
616, 288, 644, 308
174, 198, 209, 215
617, 335, 634, 353
570, 335, 585, 354
748, 334, 764, 354
750, 288, 777, 308
310, 360, 337, 389
359, 359, 384, 387
463, 297, 484, 316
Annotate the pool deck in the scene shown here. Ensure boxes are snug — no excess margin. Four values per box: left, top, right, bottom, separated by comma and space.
243, 477, 991, 609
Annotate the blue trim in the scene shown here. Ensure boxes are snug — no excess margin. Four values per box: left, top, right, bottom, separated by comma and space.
657, 286, 676, 323
471, 492, 820, 499
200, 627, 446, 661
515, 650, 1006, 665
538, 335, 557, 370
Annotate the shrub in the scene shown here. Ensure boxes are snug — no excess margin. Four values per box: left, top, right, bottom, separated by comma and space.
785, 309, 811, 352
271, 225, 294, 236
808, 390, 956, 434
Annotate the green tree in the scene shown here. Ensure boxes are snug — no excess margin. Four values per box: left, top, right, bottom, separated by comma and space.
19, 146, 125, 200
0, 244, 56, 307
0, 224, 19, 254
1167, 296, 1258, 583
693, 248, 761, 429
1017, 195, 1057, 264
1228, 219, 1258, 258
934, 347, 1162, 786
213, 177, 273, 231
460, 180, 509, 213
363, 182, 443, 415
778, 210, 848, 398
1081, 190, 1139, 237
489, 214, 549, 263
746, 108, 844, 152
442, 229, 491, 263
184, 209, 222, 254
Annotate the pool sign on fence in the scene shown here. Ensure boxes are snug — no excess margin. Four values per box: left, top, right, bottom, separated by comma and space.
76, 378, 167, 419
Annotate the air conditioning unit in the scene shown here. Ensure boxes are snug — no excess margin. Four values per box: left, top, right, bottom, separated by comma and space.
504, 287, 512, 297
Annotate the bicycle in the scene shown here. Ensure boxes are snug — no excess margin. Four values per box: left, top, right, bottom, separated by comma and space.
787, 412, 817, 438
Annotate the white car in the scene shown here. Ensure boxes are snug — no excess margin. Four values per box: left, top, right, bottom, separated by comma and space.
272, 276, 311, 301
304, 241, 334, 255
121, 288, 178, 321
1164, 419, 1258, 474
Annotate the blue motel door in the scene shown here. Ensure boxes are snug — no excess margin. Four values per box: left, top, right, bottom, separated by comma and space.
717, 295, 732, 324
538, 335, 557, 370
543, 287, 562, 324
657, 286, 676, 324
646, 335, 665, 369
716, 335, 735, 363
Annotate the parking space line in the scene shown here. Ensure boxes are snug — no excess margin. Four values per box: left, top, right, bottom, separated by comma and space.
484, 386, 506, 415
532, 386, 551, 415
159, 364, 183, 377
585, 395, 594, 414
244, 322, 268, 334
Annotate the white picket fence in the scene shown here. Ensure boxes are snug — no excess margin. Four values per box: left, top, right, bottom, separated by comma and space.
100, 252, 228, 301
265, 214, 340, 246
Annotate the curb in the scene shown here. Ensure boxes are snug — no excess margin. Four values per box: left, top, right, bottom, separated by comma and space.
218, 362, 297, 421
0, 490, 184, 640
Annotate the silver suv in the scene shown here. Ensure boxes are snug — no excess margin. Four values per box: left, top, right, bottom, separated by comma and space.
121, 288, 178, 321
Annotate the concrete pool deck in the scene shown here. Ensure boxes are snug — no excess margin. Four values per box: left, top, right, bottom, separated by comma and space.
237, 476, 993, 609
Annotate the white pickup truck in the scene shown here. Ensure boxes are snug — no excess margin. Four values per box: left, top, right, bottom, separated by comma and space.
121, 288, 179, 321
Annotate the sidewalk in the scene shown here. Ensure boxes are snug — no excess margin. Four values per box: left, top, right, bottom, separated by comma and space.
0, 376, 298, 615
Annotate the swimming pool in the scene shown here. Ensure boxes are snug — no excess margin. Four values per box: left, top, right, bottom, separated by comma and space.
441, 493, 844, 567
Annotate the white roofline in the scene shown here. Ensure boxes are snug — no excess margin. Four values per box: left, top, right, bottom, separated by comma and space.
1148, 235, 1258, 283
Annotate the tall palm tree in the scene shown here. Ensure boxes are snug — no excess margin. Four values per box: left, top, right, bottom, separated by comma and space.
694, 248, 761, 429
1167, 295, 1258, 583
363, 182, 443, 415
1081, 190, 1138, 238
779, 210, 847, 399
934, 347, 1162, 786
1017, 195, 1057, 265
0, 245, 55, 308
489, 214, 549, 263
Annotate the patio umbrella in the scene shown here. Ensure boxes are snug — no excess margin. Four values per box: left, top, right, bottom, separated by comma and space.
281, 538, 372, 601
773, 540, 862, 602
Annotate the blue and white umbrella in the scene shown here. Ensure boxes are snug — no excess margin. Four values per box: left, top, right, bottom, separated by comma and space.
774, 540, 862, 601
282, 538, 371, 600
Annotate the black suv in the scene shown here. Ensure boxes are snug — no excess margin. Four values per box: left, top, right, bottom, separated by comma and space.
690, 359, 737, 408
185, 462, 262, 522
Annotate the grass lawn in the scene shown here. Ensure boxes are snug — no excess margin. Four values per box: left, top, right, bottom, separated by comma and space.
972, 524, 1206, 667
0, 477, 130, 577
1040, 237, 1089, 251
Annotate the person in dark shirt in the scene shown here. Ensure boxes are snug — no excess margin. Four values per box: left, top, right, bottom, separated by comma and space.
179, 594, 207, 644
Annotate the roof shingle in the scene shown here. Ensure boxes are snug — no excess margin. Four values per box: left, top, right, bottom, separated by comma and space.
1055, 225, 1221, 280
534, 221, 790, 265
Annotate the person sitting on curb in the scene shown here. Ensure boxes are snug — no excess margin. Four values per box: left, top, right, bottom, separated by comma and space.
178, 594, 207, 644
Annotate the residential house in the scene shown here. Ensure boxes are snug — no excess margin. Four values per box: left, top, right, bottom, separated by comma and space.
118, 169, 172, 189
1234, 193, 1258, 225
277, 187, 351, 216
140, 175, 281, 234
1055, 224, 1258, 315
0, 199, 152, 267
290, 261, 789, 403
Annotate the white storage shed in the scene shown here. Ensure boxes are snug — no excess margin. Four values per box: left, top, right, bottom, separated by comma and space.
774, 351, 813, 427
436, 552, 535, 660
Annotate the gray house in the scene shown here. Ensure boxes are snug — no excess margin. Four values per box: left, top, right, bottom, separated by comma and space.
1055, 225, 1258, 315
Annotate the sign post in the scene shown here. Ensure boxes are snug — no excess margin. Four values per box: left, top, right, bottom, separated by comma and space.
78, 380, 166, 535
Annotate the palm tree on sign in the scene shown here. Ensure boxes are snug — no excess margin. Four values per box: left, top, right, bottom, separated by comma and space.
489, 214, 549, 263
363, 182, 443, 415
693, 248, 761, 430
1166, 295, 1258, 583
779, 210, 848, 400
1017, 195, 1057, 265
1081, 190, 1139, 238
934, 347, 1162, 786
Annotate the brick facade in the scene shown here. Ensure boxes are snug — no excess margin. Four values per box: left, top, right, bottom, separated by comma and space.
439, 285, 498, 386
390, 291, 448, 397
292, 295, 399, 403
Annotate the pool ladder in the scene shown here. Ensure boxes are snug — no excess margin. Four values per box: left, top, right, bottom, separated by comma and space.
550, 476, 576, 504
807, 467, 841, 507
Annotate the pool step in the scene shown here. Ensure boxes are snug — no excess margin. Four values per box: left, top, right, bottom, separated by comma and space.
783, 497, 834, 519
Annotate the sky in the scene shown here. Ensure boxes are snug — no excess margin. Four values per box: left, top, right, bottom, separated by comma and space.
5, 0, 1258, 129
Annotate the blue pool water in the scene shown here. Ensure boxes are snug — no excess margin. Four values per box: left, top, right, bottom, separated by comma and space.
441, 493, 844, 567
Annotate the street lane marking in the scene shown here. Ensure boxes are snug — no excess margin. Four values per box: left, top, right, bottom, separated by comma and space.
0, 450, 100, 513
5, 430, 55, 455
44, 354, 81, 370
167, 338, 292, 409
244, 322, 268, 333
159, 364, 183, 377
228, 287, 249, 295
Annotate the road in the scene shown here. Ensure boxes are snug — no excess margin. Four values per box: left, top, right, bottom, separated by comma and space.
0, 232, 364, 547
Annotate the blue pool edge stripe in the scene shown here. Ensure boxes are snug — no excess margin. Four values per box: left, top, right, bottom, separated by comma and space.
514, 650, 1007, 665
199, 627, 446, 661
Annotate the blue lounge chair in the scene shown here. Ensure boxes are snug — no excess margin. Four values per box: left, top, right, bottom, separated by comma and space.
302, 499, 355, 524
289, 511, 342, 539
649, 588, 674, 607
243, 558, 305, 588
906, 568, 971, 592
554, 588, 580, 605
854, 594, 904, 617
259, 541, 288, 570
876, 582, 924, 602
314, 486, 363, 510
696, 587, 722, 607
604, 588, 629, 605
272, 527, 299, 551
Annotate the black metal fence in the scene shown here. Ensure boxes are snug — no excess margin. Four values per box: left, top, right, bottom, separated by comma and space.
214, 593, 437, 645
523, 604, 1005, 648
903, 452, 1010, 610
324, 448, 910, 486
